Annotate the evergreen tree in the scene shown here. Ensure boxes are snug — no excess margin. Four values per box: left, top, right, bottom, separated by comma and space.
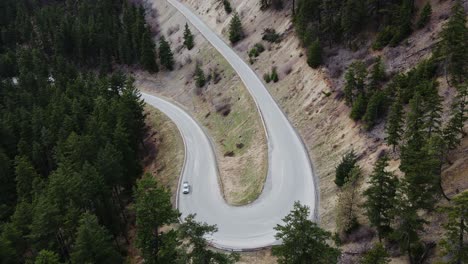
140, 31, 158, 72
179, 214, 240, 263
363, 90, 387, 130
228, 12, 244, 44
15, 156, 40, 202
344, 61, 367, 105
350, 93, 368, 120
35, 250, 61, 264
368, 57, 385, 90
363, 155, 398, 241
335, 150, 358, 187
417, 2, 431, 29
134, 173, 180, 263
443, 84, 467, 150
183, 23, 195, 50
71, 212, 121, 264
386, 97, 404, 151
307, 39, 322, 68
158, 36, 175, 71
272, 202, 341, 263
439, 0, 468, 85
422, 81, 443, 137
223, 0, 233, 14
194, 62, 206, 88
359, 243, 390, 264
439, 191, 468, 264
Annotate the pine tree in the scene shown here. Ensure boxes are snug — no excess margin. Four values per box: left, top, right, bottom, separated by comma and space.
194, 62, 205, 88
359, 243, 390, 264
363, 155, 398, 241
422, 81, 443, 137
140, 31, 158, 72
350, 93, 367, 120
183, 23, 195, 50
363, 90, 387, 130
368, 57, 385, 90
134, 173, 180, 263
417, 2, 431, 29
179, 215, 240, 263
439, 0, 468, 85
307, 39, 322, 68
386, 97, 404, 151
273, 202, 341, 263
335, 150, 358, 187
344, 61, 367, 105
14, 156, 40, 202
443, 84, 467, 150
35, 250, 61, 264
439, 191, 468, 264
223, 0, 233, 14
228, 12, 244, 44
71, 212, 121, 264
158, 36, 175, 71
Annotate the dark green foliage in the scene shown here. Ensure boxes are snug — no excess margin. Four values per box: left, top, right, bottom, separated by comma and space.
438, 191, 468, 264
223, 0, 233, 14
363, 156, 398, 241
183, 23, 195, 50
336, 167, 361, 236
264, 73, 272, 83
134, 173, 180, 263
248, 43, 265, 63
179, 215, 240, 263
262, 28, 281, 43
363, 90, 388, 129
159, 36, 175, 71
229, 12, 244, 44
368, 57, 386, 90
272, 202, 341, 264
350, 93, 368, 120
71, 213, 121, 264
307, 39, 322, 68
344, 61, 367, 105
385, 98, 404, 151
140, 31, 158, 72
260, 0, 284, 10
438, 0, 468, 85
443, 84, 467, 150
417, 3, 432, 29
294, 0, 415, 48
271, 67, 279, 82
35, 250, 61, 264
194, 62, 206, 88
359, 243, 390, 264
334, 150, 358, 187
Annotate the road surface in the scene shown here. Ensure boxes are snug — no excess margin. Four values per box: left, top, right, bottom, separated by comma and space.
142, 0, 318, 250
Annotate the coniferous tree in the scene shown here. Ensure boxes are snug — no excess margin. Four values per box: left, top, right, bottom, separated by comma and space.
134, 173, 180, 263
422, 81, 443, 137
228, 12, 244, 44
35, 250, 61, 264
368, 57, 385, 90
140, 31, 158, 72
350, 93, 368, 120
179, 214, 240, 263
183, 23, 195, 50
359, 243, 390, 264
439, 191, 468, 264
363, 155, 398, 241
363, 90, 387, 130
443, 84, 467, 150
194, 62, 206, 88
158, 36, 174, 71
335, 150, 358, 187
386, 97, 404, 151
273, 202, 341, 263
71, 213, 121, 264
307, 39, 322, 68
439, 0, 468, 85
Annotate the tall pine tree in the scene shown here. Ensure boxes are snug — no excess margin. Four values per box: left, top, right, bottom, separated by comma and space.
158, 36, 174, 71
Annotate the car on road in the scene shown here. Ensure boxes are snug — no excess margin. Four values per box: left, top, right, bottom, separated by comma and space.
182, 181, 190, 194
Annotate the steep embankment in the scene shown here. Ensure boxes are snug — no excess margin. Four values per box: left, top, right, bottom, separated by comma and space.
136, 0, 268, 206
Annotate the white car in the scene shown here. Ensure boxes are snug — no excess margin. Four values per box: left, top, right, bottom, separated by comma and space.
182, 181, 190, 194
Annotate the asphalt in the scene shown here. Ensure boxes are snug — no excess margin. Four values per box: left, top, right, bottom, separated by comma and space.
141, 0, 318, 250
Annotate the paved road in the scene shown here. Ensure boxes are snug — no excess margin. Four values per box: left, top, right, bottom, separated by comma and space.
142, 0, 318, 250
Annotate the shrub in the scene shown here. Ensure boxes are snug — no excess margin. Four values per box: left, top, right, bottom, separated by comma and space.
223, 0, 232, 14
307, 39, 322, 68
417, 3, 432, 29
271, 67, 279, 82
262, 28, 281, 43
263, 73, 271, 83
194, 62, 205, 88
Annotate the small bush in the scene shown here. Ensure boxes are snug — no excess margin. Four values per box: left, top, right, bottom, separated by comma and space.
334, 150, 358, 187
194, 62, 205, 88
223, 0, 232, 14
248, 43, 265, 62
307, 39, 322, 68
263, 73, 271, 83
262, 28, 281, 43
271, 67, 279, 82
372, 26, 395, 50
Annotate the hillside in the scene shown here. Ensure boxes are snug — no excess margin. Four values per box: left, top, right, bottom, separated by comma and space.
141, 0, 467, 263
